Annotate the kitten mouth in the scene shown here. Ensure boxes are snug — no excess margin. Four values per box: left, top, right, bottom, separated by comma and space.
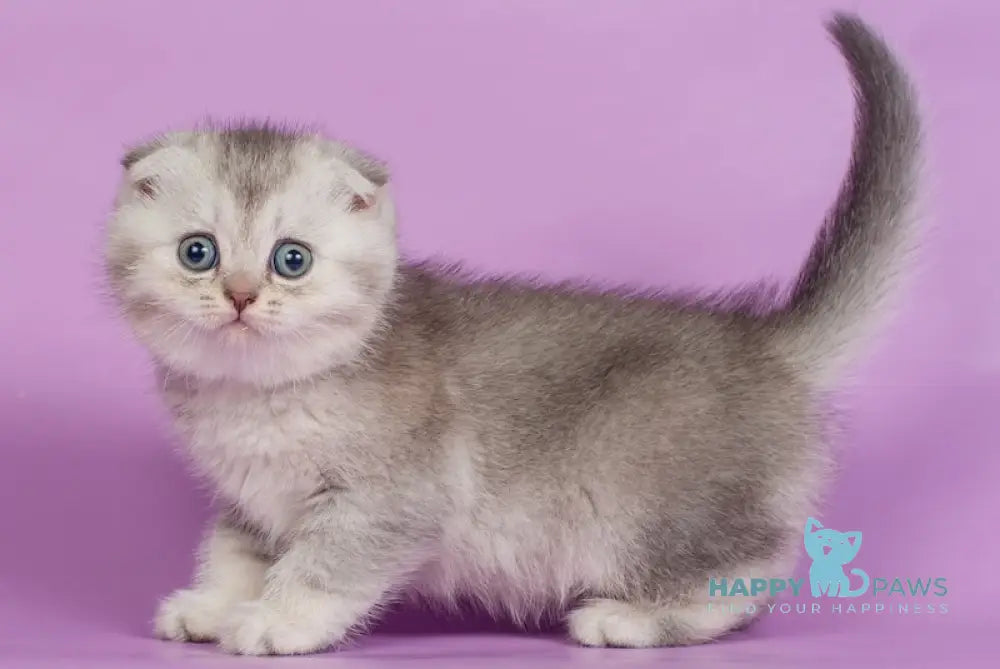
219, 319, 259, 335
823, 546, 832, 555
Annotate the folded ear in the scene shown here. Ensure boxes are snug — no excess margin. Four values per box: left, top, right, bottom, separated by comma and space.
121, 139, 164, 170
344, 148, 389, 188
120, 131, 194, 170
320, 140, 389, 187
348, 192, 375, 213
119, 138, 168, 199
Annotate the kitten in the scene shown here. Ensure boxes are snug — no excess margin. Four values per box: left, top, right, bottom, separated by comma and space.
104, 14, 920, 654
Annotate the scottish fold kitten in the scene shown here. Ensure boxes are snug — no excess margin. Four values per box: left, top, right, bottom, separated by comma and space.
104, 14, 920, 654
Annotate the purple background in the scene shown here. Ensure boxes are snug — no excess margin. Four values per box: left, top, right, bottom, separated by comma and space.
2, 1, 998, 666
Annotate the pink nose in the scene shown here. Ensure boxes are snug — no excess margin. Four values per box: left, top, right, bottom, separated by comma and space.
226, 290, 257, 313
223, 274, 259, 314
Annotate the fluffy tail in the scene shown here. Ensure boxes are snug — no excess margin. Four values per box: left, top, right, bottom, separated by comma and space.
770, 14, 922, 389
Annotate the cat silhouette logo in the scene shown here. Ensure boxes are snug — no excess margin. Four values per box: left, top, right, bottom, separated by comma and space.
803, 517, 871, 597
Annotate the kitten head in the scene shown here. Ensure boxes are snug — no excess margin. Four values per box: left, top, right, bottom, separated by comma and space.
804, 518, 862, 565
105, 123, 397, 387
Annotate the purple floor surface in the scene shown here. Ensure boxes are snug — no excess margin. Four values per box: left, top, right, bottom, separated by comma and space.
0, 604, 995, 668
2, 0, 998, 666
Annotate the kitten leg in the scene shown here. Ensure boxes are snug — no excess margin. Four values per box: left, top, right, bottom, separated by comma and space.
217, 489, 435, 655
567, 552, 793, 648
567, 597, 749, 648
154, 517, 269, 642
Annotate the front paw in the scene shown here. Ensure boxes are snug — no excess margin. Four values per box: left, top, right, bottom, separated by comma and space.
217, 601, 338, 656
154, 588, 236, 642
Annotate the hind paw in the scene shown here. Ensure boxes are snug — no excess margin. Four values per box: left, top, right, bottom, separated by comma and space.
567, 598, 739, 648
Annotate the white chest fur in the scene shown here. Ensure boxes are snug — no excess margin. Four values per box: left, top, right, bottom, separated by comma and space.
165, 381, 346, 541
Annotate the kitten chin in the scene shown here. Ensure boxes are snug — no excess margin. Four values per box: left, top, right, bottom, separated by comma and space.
109, 13, 921, 654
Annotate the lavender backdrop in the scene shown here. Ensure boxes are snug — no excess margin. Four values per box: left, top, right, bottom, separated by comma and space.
1, 1, 997, 667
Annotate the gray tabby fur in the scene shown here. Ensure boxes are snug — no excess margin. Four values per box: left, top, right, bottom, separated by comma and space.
104, 14, 921, 654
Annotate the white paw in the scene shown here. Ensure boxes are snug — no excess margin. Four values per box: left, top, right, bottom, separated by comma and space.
217, 600, 337, 656
567, 599, 662, 648
154, 588, 235, 642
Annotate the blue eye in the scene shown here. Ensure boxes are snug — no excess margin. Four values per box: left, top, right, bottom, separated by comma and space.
178, 235, 218, 272
272, 241, 312, 278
